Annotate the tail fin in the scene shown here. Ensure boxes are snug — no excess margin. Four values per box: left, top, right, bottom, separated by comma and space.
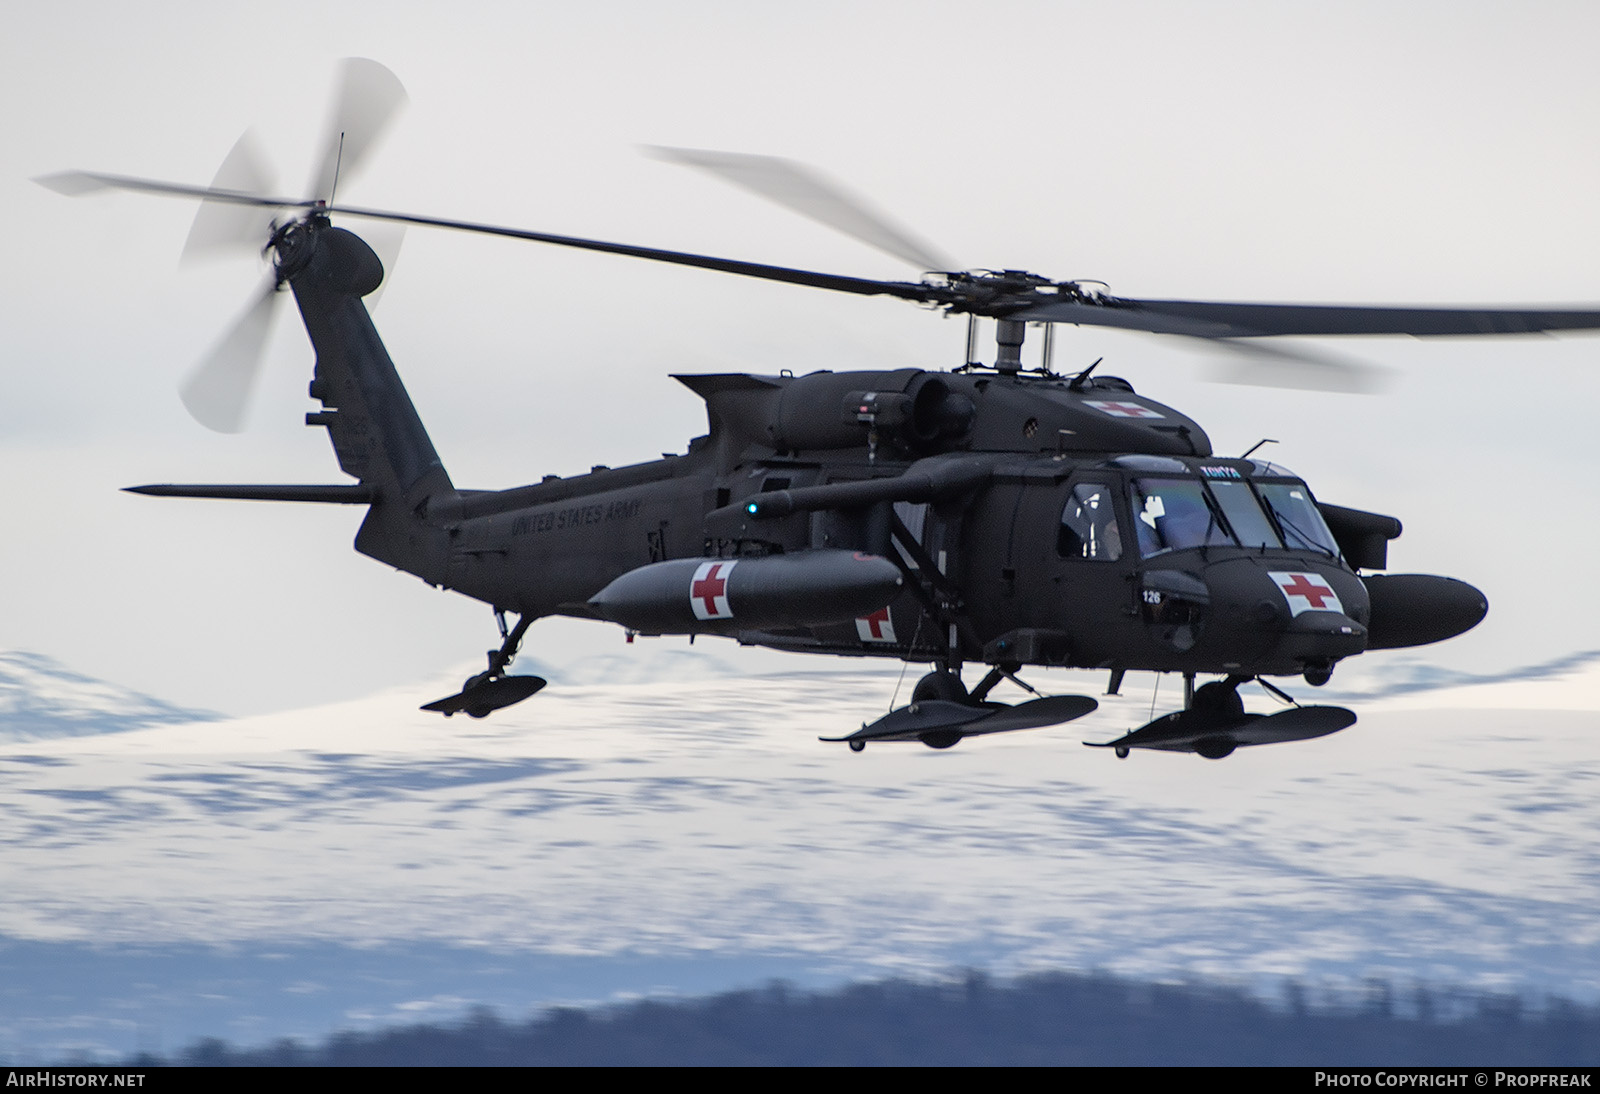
284, 220, 457, 582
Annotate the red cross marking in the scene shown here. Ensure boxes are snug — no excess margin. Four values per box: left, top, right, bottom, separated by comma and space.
693, 563, 730, 616
861, 607, 891, 639
1279, 573, 1335, 608
1086, 399, 1163, 419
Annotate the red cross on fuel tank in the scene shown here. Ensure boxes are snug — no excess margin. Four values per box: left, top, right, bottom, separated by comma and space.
690, 561, 736, 620
855, 606, 896, 643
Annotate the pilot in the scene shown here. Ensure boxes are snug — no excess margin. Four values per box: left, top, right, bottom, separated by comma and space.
1135, 484, 1213, 555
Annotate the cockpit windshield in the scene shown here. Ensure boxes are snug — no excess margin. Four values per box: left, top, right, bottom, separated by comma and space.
1208, 480, 1282, 549
1129, 478, 1234, 556
1255, 481, 1340, 557
1125, 473, 1337, 560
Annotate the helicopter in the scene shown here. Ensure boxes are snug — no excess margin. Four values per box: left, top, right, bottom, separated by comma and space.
39, 61, 1600, 759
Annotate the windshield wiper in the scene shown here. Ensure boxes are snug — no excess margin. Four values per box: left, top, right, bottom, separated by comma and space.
1265, 500, 1338, 561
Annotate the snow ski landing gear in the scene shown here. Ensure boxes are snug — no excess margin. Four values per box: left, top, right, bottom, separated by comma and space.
422, 610, 547, 719
1087, 674, 1355, 759
825, 666, 1098, 752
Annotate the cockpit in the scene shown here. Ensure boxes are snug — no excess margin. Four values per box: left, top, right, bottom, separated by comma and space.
1058, 456, 1342, 563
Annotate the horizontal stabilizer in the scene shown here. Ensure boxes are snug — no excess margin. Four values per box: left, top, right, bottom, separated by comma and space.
124, 484, 375, 503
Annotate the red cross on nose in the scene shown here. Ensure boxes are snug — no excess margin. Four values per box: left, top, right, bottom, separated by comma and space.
692, 563, 730, 616
1278, 573, 1335, 608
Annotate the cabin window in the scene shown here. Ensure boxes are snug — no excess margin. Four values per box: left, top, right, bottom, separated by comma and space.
1058, 483, 1122, 561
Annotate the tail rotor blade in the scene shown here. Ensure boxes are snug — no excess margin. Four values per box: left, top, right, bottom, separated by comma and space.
180, 129, 280, 262
306, 58, 407, 203
179, 276, 281, 432
359, 222, 407, 308
646, 145, 956, 273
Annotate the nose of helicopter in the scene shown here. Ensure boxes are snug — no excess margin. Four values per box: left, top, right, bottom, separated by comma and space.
1198, 558, 1370, 674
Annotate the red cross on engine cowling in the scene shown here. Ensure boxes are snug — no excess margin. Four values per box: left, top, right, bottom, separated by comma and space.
1084, 399, 1164, 420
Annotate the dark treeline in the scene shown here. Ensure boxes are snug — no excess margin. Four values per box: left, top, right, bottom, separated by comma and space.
137, 971, 1600, 1066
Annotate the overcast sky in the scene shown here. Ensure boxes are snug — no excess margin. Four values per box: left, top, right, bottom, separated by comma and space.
4, 1, 1599, 714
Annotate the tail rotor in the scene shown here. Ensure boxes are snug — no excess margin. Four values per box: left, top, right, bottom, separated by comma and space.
178, 274, 283, 433
305, 57, 408, 206
104, 59, 408, 432
179, 129, 280, 263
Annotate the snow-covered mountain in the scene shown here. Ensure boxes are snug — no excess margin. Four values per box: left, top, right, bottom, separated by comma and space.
0, 651, 216, 742
2, 647, 1599, 1061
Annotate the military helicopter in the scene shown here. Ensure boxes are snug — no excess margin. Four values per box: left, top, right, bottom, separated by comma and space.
40, 60, 1600, 758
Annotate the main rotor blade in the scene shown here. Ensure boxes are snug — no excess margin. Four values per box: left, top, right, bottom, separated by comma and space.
179, 276, 281, 433
306, 58, 408, 204
47, 167, 1600, 338
180, 129, 279, 262
323, 202, 939, 299
647, 146, 956, 272
37, 172, 936, 302
1012, 296, 1600, 337
35, 170, 306, 208
1195, 338, 1389, 394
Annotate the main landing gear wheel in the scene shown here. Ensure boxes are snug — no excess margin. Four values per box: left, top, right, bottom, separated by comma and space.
1191, 680, 1245, 719
911, 670, 970, 749
912, 670, 968, 704
1188, 679, 1243, 759
461, 670, 497, 718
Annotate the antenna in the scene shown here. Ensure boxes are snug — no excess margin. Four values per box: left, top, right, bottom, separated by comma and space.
1068, 357, 1104, 390
1240, 438, 1279, 460
327, 131, 347, 206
